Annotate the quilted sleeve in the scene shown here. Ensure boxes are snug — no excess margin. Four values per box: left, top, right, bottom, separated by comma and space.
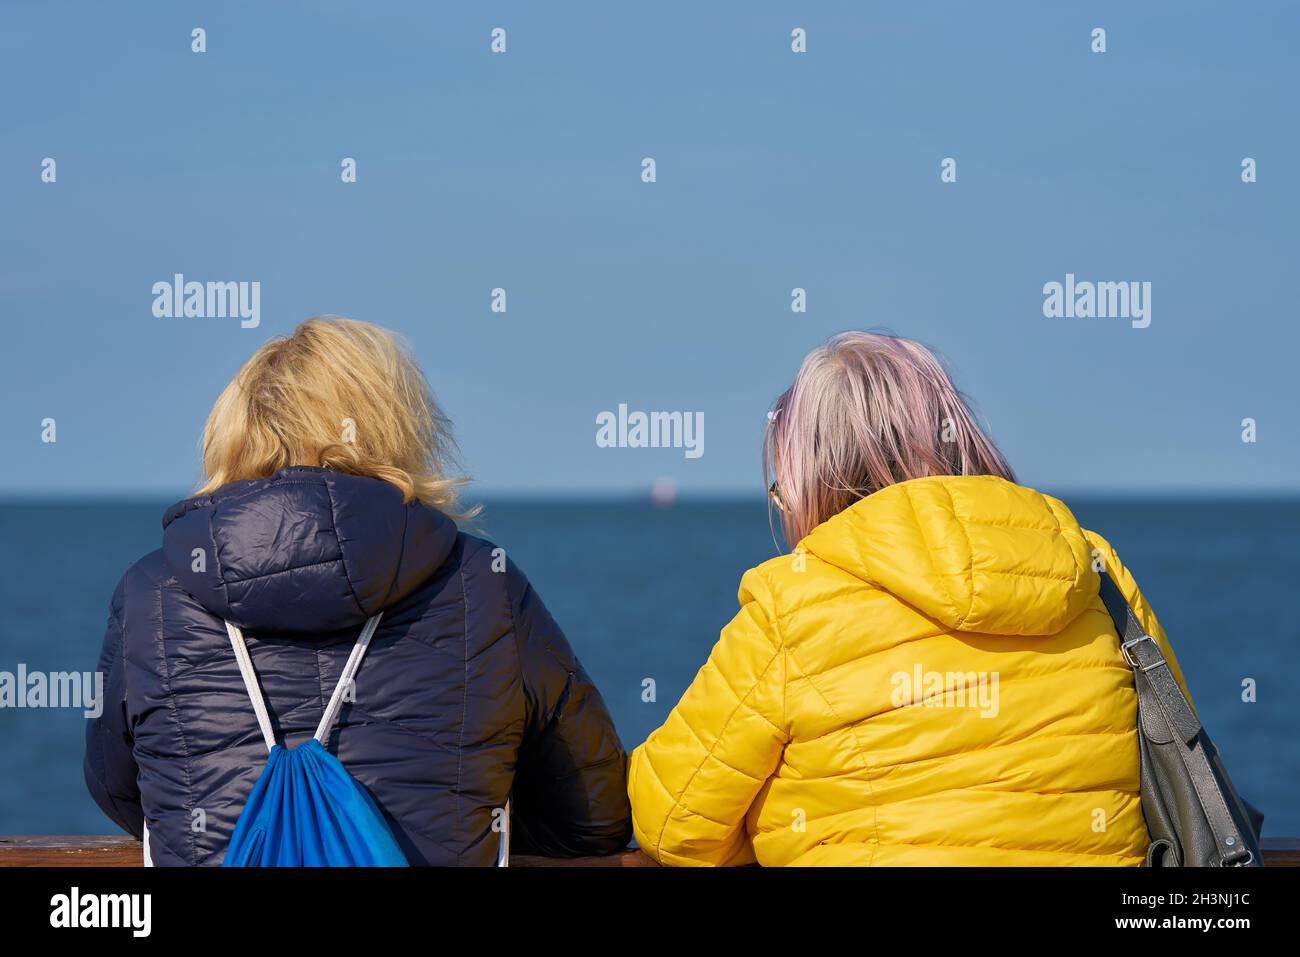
507, 560, 633, 858
628, 566, 788, 866
83, 578, 144, 838
1084, 529, 1193, 704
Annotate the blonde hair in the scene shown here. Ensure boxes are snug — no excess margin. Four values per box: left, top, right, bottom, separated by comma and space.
764, 331, 1014, 544
197, 316, 476, 522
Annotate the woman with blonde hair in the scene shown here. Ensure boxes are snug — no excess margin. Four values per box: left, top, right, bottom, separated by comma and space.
85, 316, 632, 865
628, 331, 1191, 866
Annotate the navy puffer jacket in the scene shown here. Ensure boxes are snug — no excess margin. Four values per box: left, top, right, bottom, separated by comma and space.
84, 466, 632, 865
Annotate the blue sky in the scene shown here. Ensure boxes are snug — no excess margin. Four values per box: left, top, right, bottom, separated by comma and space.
2, 1, 1297, 497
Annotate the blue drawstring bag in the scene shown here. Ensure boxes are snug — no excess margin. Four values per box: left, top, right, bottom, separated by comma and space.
222, 614, 409, 866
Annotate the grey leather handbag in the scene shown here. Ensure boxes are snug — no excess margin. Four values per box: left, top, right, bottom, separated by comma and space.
1099, 571, 1263, 866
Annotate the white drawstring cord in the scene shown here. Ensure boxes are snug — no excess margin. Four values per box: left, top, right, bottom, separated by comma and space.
225, 613, 384, 752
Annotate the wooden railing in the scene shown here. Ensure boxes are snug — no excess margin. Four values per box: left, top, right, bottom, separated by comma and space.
2, 835, 1297, 867
0, 836, 659, 867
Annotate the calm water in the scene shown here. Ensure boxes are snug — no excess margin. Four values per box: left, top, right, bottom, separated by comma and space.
1, 496, 1297, 836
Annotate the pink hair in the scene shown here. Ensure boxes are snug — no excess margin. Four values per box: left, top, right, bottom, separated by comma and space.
763, 331, 1015, 544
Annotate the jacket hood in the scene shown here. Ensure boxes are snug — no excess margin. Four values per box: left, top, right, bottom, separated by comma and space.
162, 467, 458, 634
800, 475, 1099, 637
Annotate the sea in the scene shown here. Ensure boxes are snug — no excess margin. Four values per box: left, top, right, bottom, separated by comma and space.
1, 495, 1297, 837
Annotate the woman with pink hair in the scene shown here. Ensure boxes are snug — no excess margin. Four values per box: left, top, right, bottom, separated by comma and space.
627, 331, 1191, 866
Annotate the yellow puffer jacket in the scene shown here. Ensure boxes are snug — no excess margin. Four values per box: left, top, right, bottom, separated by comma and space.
628, 475, 1191, 866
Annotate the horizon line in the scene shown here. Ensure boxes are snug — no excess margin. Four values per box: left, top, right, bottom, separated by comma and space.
2, 486, 1299, 504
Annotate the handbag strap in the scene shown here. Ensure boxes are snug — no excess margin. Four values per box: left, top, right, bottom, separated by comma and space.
225, 613, 384, 752
1098, 573, 1199, 742
1097, 571, 1252, 865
